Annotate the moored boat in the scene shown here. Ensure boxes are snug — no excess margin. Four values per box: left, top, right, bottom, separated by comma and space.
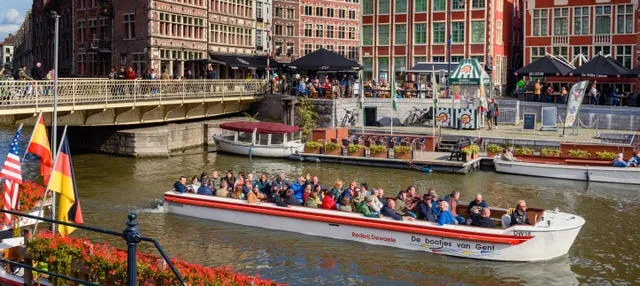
493, 157, 640, 185
164, 191, 585, 262
213, 121, 304, 158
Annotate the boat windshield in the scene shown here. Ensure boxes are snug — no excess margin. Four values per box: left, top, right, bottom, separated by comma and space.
258, 134, 269, 145
238, 132, 252, 143
271, 134, 284, 144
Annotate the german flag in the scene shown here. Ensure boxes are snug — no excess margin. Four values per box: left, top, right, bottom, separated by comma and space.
48, 134, 83, 236
26, 113, 52, 184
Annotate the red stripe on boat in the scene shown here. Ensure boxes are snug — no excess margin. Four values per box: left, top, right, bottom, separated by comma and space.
165, 194, 533, 245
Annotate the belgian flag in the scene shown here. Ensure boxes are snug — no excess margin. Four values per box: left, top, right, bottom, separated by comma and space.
48, 132, 83, 236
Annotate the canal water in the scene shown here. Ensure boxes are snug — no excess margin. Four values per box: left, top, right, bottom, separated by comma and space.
1, 128, 639, 285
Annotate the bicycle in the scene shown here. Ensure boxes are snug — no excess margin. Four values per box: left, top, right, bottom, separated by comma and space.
340, 108, 359, 127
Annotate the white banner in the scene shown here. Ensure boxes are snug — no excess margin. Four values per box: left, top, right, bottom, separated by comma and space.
564, 81, 589, 128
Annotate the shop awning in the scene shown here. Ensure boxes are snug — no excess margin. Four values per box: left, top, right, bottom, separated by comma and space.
406, 62, 454, 73
287, 48, 361, 72
210, 54, 281, 70
449, 59, 490, 85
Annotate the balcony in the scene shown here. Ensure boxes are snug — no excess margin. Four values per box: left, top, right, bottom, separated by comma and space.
552, 36, 568, 45
593, 34, 611, 45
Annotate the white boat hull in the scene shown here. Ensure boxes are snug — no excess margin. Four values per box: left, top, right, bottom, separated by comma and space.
164, 192, 584, 262
214, 137, 304, 158
493, 158, 640, 184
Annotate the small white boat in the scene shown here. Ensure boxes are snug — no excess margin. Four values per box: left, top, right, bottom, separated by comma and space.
164, 192, 585, 262
213, 121, 304, 158
493, 157, 640, 185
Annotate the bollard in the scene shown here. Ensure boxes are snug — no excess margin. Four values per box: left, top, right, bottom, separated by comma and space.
122, 212, 141, 286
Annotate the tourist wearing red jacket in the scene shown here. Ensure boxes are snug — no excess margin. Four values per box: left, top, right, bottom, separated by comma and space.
321, 190, 337, 210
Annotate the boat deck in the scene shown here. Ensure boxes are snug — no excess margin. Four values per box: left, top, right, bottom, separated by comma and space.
295, 151, 482, 174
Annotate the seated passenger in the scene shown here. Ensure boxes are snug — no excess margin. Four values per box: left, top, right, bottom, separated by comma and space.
256, 174, 272, 199
429, 190, 441, 218
328, 180, 343, 201
394, 191, 413, 218
224, 171, 235, 187
305, 174, 321, 190
173, 176, 188, 193
366, 189, 384, 213
291, 176, 307, 204
470, 208, 496, 228
232, 185, 245, 200
437, 201, 456, 226
381, 199, 415, 221
628, 151, 640, 166
210, 170, 222, 188
242, 178, 253, 196
196, 179, 214, 195
376, 188, 386, 208
305, 188, 322, 208
418, 194, 437, 222
355, 196, 379, 218
321, 189, 337, 210
510, 200, 530, 225
189, 176, 200, 192
216, 181, 229, 197
284, 189, 300, 206
302, 184, 312, 205
613, 153, 629, 167
443, 191, 465, 224
501, 147, 518, 161
337, 197, 352, 212
468, 193, 489, 216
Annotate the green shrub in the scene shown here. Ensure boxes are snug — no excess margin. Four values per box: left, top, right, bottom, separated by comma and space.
325, 142, 339, 151
369, 144, 387, 154
515, 147, 534, 155
348, 144, 363, 153
468, 144, 480, 154
461, 147, 473, 155
568, 149, 591, 158
305, 141, 323, 150
541, 147, 561, 157
394, 146, 413, 154
487, 144, 504, 153
595, 151, 617, 160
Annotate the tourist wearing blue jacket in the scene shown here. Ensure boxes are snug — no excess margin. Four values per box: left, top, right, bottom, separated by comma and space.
290, 177, 306, 204
437, 201, 456, 226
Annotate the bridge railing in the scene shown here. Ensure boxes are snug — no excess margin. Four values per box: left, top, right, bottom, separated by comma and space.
0, 79, 268, 108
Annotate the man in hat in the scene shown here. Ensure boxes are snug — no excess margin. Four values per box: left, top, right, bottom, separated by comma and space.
418, 194, 437, 222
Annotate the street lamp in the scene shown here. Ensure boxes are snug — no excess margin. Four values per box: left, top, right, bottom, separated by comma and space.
447, 0, 464, 105
49, 10, 60, 232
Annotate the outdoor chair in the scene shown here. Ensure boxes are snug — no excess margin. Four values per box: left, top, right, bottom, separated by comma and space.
449, 139, 471, 161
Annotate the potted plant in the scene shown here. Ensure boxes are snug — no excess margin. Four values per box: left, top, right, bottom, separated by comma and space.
540, 147, 561, 157
515, 147, 534, 156
595, 151, 617, 160
304, 141, 323, 154
369, 144, 388, 158
324, 142, 340, 156
468, 144, 480, 159
461, 147, 473, 161
347, 143, 364, 157
393, 146, 413, 160
487, 144, 504, 157
567, 149, 591, 159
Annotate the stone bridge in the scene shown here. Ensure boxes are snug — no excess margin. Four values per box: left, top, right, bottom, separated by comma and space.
0, 79, 266, 126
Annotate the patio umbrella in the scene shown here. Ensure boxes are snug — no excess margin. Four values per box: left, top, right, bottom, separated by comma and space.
625, 65, 640, 78
570, 55, 630, 77
515, 55, 573, 76
287, 48, 361, 72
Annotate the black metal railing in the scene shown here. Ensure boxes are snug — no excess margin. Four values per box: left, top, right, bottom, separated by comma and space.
0, 209, 185, 286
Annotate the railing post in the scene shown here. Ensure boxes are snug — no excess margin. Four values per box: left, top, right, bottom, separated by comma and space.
22, 229, 33, 285
122, 212, 141, 286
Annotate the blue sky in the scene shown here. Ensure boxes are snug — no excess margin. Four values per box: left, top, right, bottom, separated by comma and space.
0, 0, 32, 42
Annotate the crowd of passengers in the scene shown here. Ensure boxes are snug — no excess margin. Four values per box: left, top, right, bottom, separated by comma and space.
173, 171, 532, 228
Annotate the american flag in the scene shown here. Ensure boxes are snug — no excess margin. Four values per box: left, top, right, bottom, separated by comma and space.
0, 127, 23, 224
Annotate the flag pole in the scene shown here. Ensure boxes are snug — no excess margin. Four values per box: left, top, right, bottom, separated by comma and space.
390, 77, 394, 136
32, 126, 66, 234
360, 70, 365, 134
21, 113, 42, 163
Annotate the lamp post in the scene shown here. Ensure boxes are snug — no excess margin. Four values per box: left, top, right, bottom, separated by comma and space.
447, 0, 463, 108
50, 10, 60, 232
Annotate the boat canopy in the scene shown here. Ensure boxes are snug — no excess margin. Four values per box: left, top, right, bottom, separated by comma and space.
220, 121, 301, 134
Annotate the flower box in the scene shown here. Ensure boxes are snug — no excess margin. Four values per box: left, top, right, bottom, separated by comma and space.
348, 148, 365, 157
324, 144, 341, 156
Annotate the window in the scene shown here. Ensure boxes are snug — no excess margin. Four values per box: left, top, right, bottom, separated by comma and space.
348, 27, 356, 39
472, 0, 484, 9
348, 47, 358, 59
339, 9, 346, 18
594, 46, 611, 56
573, 46, 589, 60
432, 56, 445, 62
378, 0, 390, 14
349, 10, 356, 19
363, 0, 374, 14
433, 0, 445, 11
573, 7, 589, 35
394, 57, 406, 81
275, 7, 283, 18
595, 6, 611, 35
395, 24, 406, 45
327, 8, 334, 17
470, 55, 485, 63
275, 41, 283, 56
552, 8, 568, 35
304, 44, 313, 55
327, 25, 334, 38
286, 25, 294, 36
362, 25, 373, 45
315, 7, 323, 16
338, 46, 346, 56
496, 0, 502, 11
304, 23, 312, 37
326, 45, 334, 51
496, 21, 503, 44
452, 0, 464, 10
531, 47, 545, 62
363, 57, 373, 80
275, 24, 283, 36
451, 22, 464, 43
616, 46, 632, 68
316, 24, 323, 37
286, 43, 294, 56
378, 57, 389, 81
552, 46, 568, 60
532, 9, 548, 36
124, 13, 135, 39
395, 0, 407, 13
414, 23, 427, 44
304, 6, 312, 15
451, 56, 464, 62
415, 0, 427, 12
616, 5, 633, 34
339, 26, 346, 39
287, 8, 294, 19
471, 21, 484, 43
378, 25, 389, 45
432, 22, 445, 43
316, 44, 323, 50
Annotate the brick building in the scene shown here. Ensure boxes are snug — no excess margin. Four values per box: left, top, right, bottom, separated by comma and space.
73, 0, 114, 76
32, 0, 74, 76
523, 0, 639, 90
272, 0, 299, 62
361, 0, 515, 89
12, 10, 33, 71
299, 0, 360, 61
0, 34, 15, 68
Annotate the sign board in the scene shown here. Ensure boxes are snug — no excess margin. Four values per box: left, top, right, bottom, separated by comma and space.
454, 108, 478, 130
523, 113, 536, 130
436, 107, 452, 128
540, 107, 557, 131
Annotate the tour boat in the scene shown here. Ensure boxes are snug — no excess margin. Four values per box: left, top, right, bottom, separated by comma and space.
164, 191, 585, 262
493, 157, 640, 185
213, 121, 304, 158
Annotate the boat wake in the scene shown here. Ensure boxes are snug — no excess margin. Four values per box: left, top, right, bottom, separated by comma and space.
135, 199, 167, 214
